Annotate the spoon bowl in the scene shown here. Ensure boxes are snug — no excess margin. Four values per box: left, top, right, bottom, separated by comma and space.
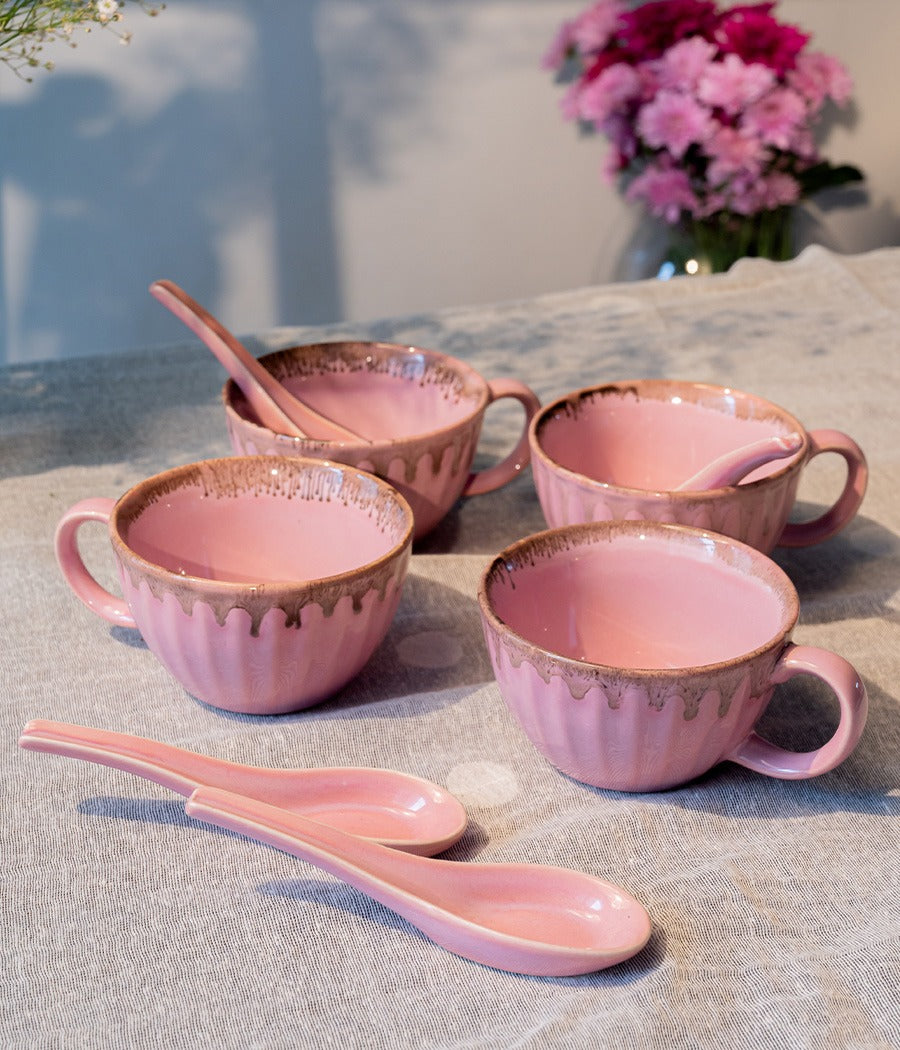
19, 721, 467, 856
186, 785, 652, 977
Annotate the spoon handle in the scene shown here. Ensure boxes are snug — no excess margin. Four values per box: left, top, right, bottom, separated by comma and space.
188, 784, 436, 889
677, 432, 803, 491
19, 719, 250, 797
186, 785, 471, 958
149, 280, 366, 443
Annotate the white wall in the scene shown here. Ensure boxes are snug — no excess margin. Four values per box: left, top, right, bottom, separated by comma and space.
1, 0, 898, 365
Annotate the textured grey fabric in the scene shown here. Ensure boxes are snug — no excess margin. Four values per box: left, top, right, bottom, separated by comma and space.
2, 247, 899, 1048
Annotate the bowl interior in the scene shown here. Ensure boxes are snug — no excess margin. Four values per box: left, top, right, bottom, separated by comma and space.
535, 383, 801, 490
483, 525, 792, 670
117, 458, 409, 583
228, 343, 486, 440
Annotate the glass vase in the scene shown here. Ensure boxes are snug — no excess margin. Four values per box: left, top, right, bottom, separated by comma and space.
657, 206, 796, 279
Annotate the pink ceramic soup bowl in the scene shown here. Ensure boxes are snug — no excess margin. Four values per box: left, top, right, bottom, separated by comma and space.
529, 379, 867, 554
478, 521, 867, 793
55, 456, 413, 715
223, 341, 541, 539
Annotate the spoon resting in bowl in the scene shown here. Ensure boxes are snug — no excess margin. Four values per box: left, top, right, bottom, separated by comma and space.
19, 720, 465, 856
149, 279, 368, 443
186, 786, 652, 977
677, 432, 803, 491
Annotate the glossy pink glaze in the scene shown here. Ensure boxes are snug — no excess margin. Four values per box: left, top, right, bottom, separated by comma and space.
478, 521, 868, 792
222, 342, 540, 539
55, 456, 413, 714
18, 720, 467, 855
185, 786, 652, 976
529, 380, 867, 553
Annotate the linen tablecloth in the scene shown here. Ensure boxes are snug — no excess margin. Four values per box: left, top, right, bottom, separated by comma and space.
2, 246, 899, 1048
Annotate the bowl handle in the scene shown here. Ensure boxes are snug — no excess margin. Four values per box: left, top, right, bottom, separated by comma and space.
777, 429, 868, 547
463, 379, 541, 497
726, 643, 868, 779
55, 498, 137, 628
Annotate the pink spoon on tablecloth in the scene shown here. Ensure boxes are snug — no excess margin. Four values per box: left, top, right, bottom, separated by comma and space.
149, 279, 367, 443
185, 785, 652, 977
19, 720, 465, 856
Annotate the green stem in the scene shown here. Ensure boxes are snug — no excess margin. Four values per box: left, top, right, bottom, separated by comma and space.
682, 207, 795, 274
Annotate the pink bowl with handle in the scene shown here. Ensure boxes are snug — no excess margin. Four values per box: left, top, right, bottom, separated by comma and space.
478, 520, 868, 792
222, 341, 540, 539
55, 456, 413, 715
529, 379, 867, 554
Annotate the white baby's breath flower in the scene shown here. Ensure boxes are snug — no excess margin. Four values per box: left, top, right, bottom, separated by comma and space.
96, 0, 120, 23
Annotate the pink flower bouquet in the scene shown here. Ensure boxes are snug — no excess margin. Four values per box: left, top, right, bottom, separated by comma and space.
544, 0, 863, 271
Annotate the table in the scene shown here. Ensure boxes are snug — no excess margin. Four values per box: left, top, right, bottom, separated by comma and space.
3, 246, 899, 1049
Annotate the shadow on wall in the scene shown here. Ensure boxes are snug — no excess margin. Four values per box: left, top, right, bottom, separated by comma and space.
0, 2, 469, 367
3, 69, 221, 362
0, 3, 343, 365
317, 4, 464, 183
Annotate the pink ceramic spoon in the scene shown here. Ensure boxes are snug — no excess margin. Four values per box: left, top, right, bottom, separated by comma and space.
149, 279, 367, 443
185, 785, 652, 976
677, 432, 803, 491
19, 720, 466, 857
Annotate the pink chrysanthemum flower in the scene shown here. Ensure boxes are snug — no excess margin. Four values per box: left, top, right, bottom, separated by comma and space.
788, 51, 854, 109
726, 179, 762, 215
655, 36, 717, 92
789, 127, 818, 161
625, 164, 699, 222
730, 171, 801, 214
578, 62, 641, 125
694, 190, 729, 218
705, 125, 767, 184
741, 86, 806, 150
697, 53, 775, 115
636, 89, 713, 159
758, 171, 802, 208
571, 1, 626, 55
